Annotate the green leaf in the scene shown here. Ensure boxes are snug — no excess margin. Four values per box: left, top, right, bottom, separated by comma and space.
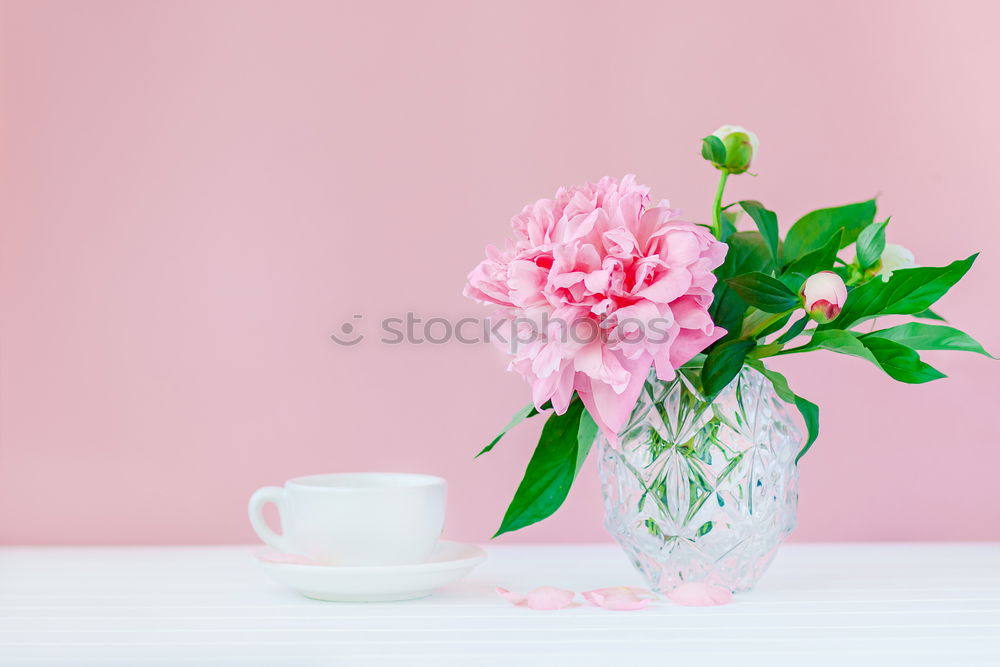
778, 272, 806, 294
746, 360, 819, 462
494, 400, 597, 537
680, 353, 708, 370
791, 396, 820, 462
858, 337, 947, 384
776, 313, 809, 344
856, 220, 888, 270
739, 201, 780, 267
702, 339, 756, 396
863, 323, 994, 358
913, 308, 946, 321
726, 273, 800, 313
716, 232, 775, 279
782, 200, 877, 265
701, 135, 727, 165
806, 329, 879, 364
709, 280, 748, 346
475, 403, 540, 457
827, 254, 978, 329
785, 228, 844, 277
804, 330, 947, 384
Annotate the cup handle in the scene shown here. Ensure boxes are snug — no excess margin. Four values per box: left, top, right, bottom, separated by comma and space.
248, 486, 290, 553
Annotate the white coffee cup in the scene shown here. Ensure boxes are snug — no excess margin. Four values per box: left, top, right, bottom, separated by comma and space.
248, 473, 447, 566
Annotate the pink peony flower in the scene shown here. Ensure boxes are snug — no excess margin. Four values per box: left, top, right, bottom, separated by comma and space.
465, 175, 728, 436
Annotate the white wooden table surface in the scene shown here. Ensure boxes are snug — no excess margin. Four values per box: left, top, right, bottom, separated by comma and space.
1, 544, 998, 666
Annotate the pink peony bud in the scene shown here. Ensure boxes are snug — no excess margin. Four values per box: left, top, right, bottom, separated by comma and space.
801, 271, 848, 323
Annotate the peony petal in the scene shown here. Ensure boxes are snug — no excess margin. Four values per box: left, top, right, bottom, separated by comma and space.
495, 587, 526, 605
660, 229, 702, 266
582, 586, 655, 611
666, 582, 733, 607
602, 227, 639, 259
665, 327, 727, 372
634, 267, 692, 303
574, 341, 630, 391
669, 295, 714, 332
529, 365, 562, 409
635, 205, 678, 250
580, 354, 652, 435
549, 362, 576, 414
497, 586, 574, 610
525, 586, 575, 610
583, 269, 612, 294
594, 594, 651, 611
574, 381, 616, 440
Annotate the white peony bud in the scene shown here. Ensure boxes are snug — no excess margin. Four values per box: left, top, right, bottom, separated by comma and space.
801, 271, 848, 323
877, 243, 916, 281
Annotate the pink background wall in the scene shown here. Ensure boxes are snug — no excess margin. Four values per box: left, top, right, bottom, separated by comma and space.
2, 0, 998, 545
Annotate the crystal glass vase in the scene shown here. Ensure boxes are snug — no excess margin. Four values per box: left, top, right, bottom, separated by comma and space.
598, 365, 801, 593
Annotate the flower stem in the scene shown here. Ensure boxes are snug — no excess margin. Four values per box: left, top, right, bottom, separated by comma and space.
711, 171, 729, 239
772, 343, 810, 356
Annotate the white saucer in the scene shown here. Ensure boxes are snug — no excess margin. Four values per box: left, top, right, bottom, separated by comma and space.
257, 540, 487, 602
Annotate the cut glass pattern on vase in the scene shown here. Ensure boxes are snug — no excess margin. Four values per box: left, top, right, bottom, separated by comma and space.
598, 365, 800, 593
